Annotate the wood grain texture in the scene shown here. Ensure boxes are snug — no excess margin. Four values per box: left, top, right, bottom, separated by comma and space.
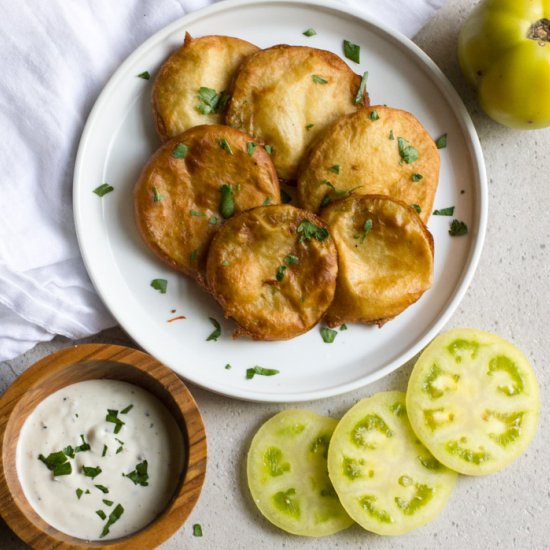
0, 343, 207, 549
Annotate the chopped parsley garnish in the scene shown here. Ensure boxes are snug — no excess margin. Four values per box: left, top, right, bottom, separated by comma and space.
354, 71, 368, 104
74, 434, 90, 453
412, 173, 423, 182
247, 142, 256, 156
93, 183, 113, 197
340, 324, 348, 331
305, 123, 314, 130
96, 510, 107, 520
284, 254, 299, 265
225, 363, 232, 370
343, 40, 360, 63
389, 130, 395, 140
197, 87, 230, 115
106, 409, 125, 434
435, 133, 448, 149
329, 164, 340, 174
100, 504, 124, 538
171, 143, 188, 159
433, 206, 455, 216
281, 189, 292, 204
303, 28, 317, 37
297, 220, 329, 243
123, 460, 149, 486
397, 137, 419, 164
354, 218, 373, 244
262, 196, 272, 206
218, 138, 233, 155
246, 366, 280, 379
449, 219, 468, 236
320, 327, 338, 343
411, 204, 422, 214
190, 210, 206, 217
264, 144, 273, 155
95, 484, 109, 494
190, 249, 198, 262
63, 445, 75, 459
208, 215, 218, 225
369, 110, 379, 121
103, 499, 114, 507
150, 279, 167, 294
221, 260, 229, 266
38, 451, 72, 476
120, 404, 133, 414
219, 184, 235, 218
276, 265, 287, 281
152, 186, 163, 202
82, 465, 102, 479
206, 317, 221, 341
102, 445, 108, 457
76, 488, 84, 499
312, 74, 328, 84
137, 71, 150, 80
193, 523, 203, 537
116, 446, 124, 454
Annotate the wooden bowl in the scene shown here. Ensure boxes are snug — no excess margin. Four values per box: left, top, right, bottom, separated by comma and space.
0, 343, 207, 549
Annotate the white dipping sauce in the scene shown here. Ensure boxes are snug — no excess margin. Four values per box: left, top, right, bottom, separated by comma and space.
16, 379, 185, 540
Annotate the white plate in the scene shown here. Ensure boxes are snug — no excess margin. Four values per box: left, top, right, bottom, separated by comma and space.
74, 0, 487, 402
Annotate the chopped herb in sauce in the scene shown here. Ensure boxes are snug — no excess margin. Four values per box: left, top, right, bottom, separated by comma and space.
297, 219, 329, 243
411, 204, 422, 214
369, 110, 379, 121
276, 265, 287, 281
137, 71, 150, 80
96, 510, 107, 520
412, 173, 423, 182
95, 484, 109, 494
397, 137, 419, 164
219, 184, 235, 218
171, 143, 188, 159
93, 183, 114, 197
38, 451, 72, 476
264, 144, 273, 155
82, 465, 102, 479
116, 446, 124, 454
63, 445, 75, 459
354, 71, 368, 104
103, 499, 114, 507
312, 74, 328, 84
435, 133, 448, 149
123, 460, 149, 486
303, 28, 317, 37
75, 434, 90, 453
343, 40, 360, 63
284, 254, 299, 265
197, 87, 230, 115
152, 186, 163, 202
150, 279, 167, 294
449, 219, 468, 236
329, 164, 340, 174
433, 206, 455, 216
120, 404, 133, 415
100, 504, 124, 538
246, 366, 280, 379
106, 409, 125, 434
225, 364, 232, 370
218, 138, 233, 155
102, 445, 108, 457
193, 523, 203, 537
206, 317, 221, 341
76, 488, 84, 499
247, 142, 257, 156
263, 197, 272, 206
320, 327, 338, 343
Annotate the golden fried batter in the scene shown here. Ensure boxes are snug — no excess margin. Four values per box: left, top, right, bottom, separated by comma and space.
134, 125, 279, 284
225, 45, 369, 182
152, 33, 258, 141
297, 106, 440, 222
206, 205, 338, 340
321, 195, 434, 327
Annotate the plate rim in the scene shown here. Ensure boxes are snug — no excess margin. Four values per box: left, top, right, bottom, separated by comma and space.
73, 0, 488, 403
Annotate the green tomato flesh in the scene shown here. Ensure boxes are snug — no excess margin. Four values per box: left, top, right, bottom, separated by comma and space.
327, 391, 457, 536
247, 410, 353, 537
406, 328, 540, 476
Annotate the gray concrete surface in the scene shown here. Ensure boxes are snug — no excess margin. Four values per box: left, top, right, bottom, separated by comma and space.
2, 0, 549, 548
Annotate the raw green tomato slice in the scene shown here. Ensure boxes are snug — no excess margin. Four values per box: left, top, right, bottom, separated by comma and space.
247, 409, 353, 536
406, 329, 540, 476
327, 391, 457, 536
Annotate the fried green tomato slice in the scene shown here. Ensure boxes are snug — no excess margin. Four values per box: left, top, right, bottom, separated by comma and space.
406, 328, 540, 476
297, 106, 440, 222
321, 195, 434, 327
206, 205, 338, 340
225, 45, 369, 182
134, 124, 279, 285
152, 33, 259, 141
327, 391, 457, 536
247, 410, 353, 536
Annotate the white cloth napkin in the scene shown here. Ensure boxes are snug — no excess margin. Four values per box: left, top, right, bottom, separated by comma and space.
0, 0, 446, 362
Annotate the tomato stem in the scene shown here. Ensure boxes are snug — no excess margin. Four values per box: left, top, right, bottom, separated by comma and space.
527, 18, 550, 44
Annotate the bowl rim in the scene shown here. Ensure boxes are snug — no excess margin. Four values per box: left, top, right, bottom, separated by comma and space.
0, 343, 207, 549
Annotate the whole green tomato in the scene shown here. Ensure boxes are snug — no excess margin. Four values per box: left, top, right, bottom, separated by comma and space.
458, 0, 550, 129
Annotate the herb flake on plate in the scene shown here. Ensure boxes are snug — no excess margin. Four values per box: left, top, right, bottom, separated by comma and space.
320, 327, 338, 343
206, 317, 221, 341
193, 523, 203, 537
137, 71, 150, 80
433, 206, 455, 216
150, 279, 167, 294
246, 366, 280, 379
435, 133, 448, 149
354, 71, 368, 104
93, 183, 113, 197
343, 40, 360, 63
303, 28, 317, 37
449, 219, 468, 236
